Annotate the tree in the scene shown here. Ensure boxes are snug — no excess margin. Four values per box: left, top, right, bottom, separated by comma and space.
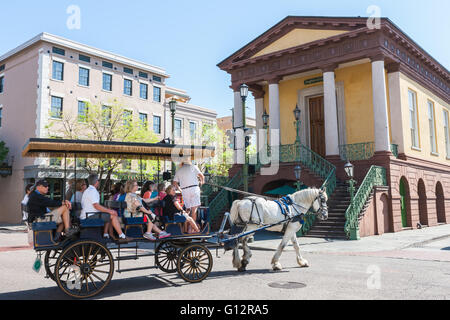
196, 123, 233, 177
46, 101, 159, 194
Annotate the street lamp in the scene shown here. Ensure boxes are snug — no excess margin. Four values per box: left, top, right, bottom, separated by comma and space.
293, 104, 301, 145
262, 109, 270, 158
344, 161, 359, 240
294, 165, 302, 191
169, 99, 177, 176
240, 83, 249, 192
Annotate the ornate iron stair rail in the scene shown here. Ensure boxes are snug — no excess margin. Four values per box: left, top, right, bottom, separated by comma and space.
344, 165, 387, 240
280, 143, 337, 236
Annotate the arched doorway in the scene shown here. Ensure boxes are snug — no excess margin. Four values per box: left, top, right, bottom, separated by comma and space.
380, 194, 391, 233
418, 179, 428, 226
399, 177, 411, 228
436, 182, 446, 224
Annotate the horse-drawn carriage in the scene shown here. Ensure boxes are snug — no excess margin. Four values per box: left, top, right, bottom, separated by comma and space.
22, 138, 329, 299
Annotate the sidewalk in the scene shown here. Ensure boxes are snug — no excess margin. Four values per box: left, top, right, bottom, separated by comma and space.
248, 224, 450, 253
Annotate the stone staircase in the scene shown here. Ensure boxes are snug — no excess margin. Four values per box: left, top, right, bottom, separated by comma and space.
304, 181, 350, 240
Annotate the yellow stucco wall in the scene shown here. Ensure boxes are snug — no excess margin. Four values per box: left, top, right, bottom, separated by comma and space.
252, 29, 349, 58
399, 73, 450, 165
263, 62, 397, 150
335, 63, 375, 145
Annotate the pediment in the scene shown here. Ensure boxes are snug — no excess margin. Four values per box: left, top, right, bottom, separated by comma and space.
218, 16, 369, 68
251, 28, 350, 58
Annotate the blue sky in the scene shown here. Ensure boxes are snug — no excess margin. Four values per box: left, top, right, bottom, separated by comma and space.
0, 0, 449, 118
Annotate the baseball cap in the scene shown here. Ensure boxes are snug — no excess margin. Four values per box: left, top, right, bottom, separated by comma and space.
35, 180, 49, 188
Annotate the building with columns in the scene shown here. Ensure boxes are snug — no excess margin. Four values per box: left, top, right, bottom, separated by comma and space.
0, 32, 216, 223
218, 16, 450, 238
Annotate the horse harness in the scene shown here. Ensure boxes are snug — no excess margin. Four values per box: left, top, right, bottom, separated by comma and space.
235, 195, 310, 231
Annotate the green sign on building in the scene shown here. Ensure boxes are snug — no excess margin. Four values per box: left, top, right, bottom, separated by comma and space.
304, 77, 324, 85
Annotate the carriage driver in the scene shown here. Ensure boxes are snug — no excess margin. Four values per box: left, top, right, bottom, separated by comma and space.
173, 160, 204, 233
27, 180, 77, 242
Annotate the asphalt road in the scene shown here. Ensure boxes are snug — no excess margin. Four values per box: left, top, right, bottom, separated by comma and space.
0, 232, 449, 300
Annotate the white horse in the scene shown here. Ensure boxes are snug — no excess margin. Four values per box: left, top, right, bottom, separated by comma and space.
229, 188, 328, 272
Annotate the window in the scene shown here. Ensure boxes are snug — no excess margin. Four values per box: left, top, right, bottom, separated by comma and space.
78, 101, 88, 122
139, 161, 147, 171
427, 100, 437, 154
124, 67, 133, 75
52, 47, 65, 56
102, 61, 113, 69
52, 61, 64, 81
123, 110, 132, 126
76, 158, 87, 168
124, 79, 133, 96
190, 122, 197, 139
0, 107, 2, 128
444, 110, 450, 158
139, 113, 148, 128
153, 86, 161, 103
102, 105, 112, 126
139, 71, 148, 79
79, 54, 91, 63
0, 65, 4, 72
140, 83, 148, 99
50, 96, 63, 119
153, 115, 161, 134
50, 158, 62, 166
78, 67, 90, 86
103, 73, 112, 91
122, 160, 132, 170
153, 75, 162, 83
175, 119, 182, 138
408, 90, 419, 148
0, 76, 3, 93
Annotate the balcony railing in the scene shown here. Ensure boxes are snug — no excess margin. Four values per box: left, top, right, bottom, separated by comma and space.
339, 142, 375, 161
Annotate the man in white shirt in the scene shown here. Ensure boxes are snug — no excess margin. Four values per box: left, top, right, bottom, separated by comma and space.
81, 174, 131, 244
173, 161, 204, 231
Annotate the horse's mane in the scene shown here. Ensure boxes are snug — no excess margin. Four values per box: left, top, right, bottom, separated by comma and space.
291, 188, 320, 205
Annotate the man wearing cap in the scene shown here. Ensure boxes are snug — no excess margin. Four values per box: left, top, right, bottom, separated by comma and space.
27, 180, 76, 241
173, 161, 205, 233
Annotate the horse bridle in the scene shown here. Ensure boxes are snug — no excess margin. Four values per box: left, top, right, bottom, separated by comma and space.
288, 190, 328, 218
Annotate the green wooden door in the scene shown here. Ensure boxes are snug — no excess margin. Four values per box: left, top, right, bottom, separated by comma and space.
400, 180, 408, 228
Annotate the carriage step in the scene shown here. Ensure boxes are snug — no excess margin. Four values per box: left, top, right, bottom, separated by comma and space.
117, 266, 157, 273
115, 253, 155, 261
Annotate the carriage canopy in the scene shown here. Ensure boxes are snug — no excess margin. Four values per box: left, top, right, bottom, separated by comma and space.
22, 138, 215, 161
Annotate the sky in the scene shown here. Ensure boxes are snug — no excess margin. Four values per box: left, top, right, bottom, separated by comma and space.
0, 0, 449, 119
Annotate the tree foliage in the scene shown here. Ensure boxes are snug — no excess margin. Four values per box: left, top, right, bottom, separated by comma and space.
46, 101, 159, 193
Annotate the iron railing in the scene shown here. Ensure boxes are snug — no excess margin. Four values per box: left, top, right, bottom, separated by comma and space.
390, 144, 399, 158
339, 142, 375, 161
344, 166, 387, 240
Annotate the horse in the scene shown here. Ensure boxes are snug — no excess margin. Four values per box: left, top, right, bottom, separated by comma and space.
229, 188, 328, 272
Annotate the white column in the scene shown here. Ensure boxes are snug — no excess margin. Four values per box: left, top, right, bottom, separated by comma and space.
268, 80, 281, 148
388, 66, 404, 154
323, 70, 340, 156
233, 90, 245, 164
372, 59, 391, 152
254, 97, 264, 154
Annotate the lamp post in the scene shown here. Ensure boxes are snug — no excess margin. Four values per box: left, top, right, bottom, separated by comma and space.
293, 104, 301, 145
169, 99, 177, 177
294, 165, 302, 191
344, 161, 359, 240
262, 109, 270, 158
240, 83, 249, 192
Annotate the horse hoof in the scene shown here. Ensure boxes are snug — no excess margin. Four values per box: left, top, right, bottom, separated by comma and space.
272, 264, 283, 271
298, 259, 309, 268
238, 267, 246, 272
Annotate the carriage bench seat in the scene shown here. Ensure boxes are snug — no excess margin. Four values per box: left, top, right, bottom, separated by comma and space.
32, 221, 57, 231
123, 217, 145, 225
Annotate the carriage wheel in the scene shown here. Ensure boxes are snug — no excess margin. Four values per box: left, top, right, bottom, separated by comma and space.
44, 249, 61, 282
55, 240, 114, 299
155, 242, 179, 273
177, 244, 213, 283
